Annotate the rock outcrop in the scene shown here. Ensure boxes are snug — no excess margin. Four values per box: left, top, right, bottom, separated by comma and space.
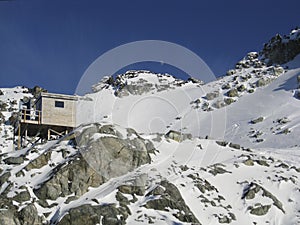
34, 123, 153, 201
144, 180, 200, 224
261, 28, 300, 65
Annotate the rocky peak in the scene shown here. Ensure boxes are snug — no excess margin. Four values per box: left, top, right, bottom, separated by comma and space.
92, 70, 203, 97
261, 27, 300, 65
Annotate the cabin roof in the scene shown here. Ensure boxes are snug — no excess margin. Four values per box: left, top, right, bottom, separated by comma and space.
38, 92, 78, 101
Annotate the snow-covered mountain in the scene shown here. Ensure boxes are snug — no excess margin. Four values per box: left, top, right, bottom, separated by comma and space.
0, 28, 300, 225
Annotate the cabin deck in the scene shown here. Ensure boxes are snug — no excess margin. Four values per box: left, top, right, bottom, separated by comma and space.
20, 109, 42, 124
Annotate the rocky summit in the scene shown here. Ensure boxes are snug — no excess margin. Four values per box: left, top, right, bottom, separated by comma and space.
0, 28, 300, 225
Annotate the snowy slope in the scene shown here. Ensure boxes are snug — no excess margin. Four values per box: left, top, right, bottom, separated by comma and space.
224, 64, 300, 148
76, 56, 299, 149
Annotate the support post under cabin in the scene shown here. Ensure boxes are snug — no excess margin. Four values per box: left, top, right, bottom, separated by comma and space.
18, 124, 21, 150
48, 129, 50, 140
24, 128, 28, 147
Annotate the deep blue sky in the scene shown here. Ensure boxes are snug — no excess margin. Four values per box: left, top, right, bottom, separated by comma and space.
0, 0, 299, 94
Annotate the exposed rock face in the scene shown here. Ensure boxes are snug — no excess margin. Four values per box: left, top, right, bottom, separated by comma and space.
0, 112, 4, 125
188, 173, 218, 194
0, 101, 8, 111
224, 98, 235, 105
34, 123, 152, 201
25, 151, 52, 171
262, 29, 300, 65
165, 130, 192, 142
0, 121, 160, 225
57, 204, 128, 225
8, 112, 18, 126
236, 84, 246, 92
188, 77, 204, 84
249, 204, 271, 216
242, 182, 285, 214
116, 82, 154, 97
255, 78, 271, 87
216, 140, 228, 147
18, 204, 44, 225
0, 198, 20, 224
205, 91, 219, 100
229, 143, 240, 149
0, 209, 20, 225
226, 69, 236, 76
34, 154, 105, 200
217, 214, 236, 223
234, 51, 265, 70
297, 90, 300, 99
144, 180, 200, 224
0, 172, 11, 187
226, 88, 238, 97
0, 198, 43, 225
243, 159, 254, 166
78, 125, 152, 178
4, 156, 25, 165
208, 164, 231, 176
250, 117, 264, 124
221, 83, 231, 90
213, 99, 227, 109
29, 86, 47, 98
118, 173, 148, 196
92, 70, 203, 97
297, 75, 300, 98
13, 189, 31, 203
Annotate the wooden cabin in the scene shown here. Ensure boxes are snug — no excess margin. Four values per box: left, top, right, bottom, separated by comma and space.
35, 92, 77, 127
16, 92, 78, 149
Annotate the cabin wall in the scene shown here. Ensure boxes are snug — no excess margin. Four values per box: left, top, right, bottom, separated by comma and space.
41, 97, 76, 127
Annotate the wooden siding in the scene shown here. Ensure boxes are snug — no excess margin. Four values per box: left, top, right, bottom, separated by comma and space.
40, 95, 77, 127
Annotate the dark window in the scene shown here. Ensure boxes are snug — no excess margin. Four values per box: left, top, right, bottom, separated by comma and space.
55, 101, 64, 108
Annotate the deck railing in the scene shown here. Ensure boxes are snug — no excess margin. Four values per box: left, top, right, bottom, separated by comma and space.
20, 109, 42, 124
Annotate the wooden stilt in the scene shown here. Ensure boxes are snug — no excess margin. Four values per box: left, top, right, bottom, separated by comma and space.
48, 129, 51, 140
20, 129, 23, 149
18, 124, 21, 150
25, 128, 28, 146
